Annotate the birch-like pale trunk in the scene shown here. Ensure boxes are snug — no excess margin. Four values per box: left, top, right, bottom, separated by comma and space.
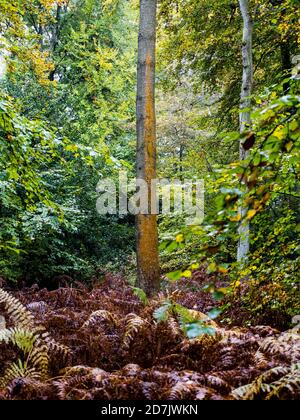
136, 0, 160, 296
0, 51, 7, 79
237, 0, 253, 263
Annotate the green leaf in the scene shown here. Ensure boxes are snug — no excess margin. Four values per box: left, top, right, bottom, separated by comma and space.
213, 291, 225, 301
207, 308, 222, 320
185, 322, 216, 338
131, 287, 148, 305
166, 270, 183, 281
166, 241, 178, 252
153, 300, 173, 322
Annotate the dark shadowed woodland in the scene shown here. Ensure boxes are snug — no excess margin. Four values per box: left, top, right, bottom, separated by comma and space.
0, 0, 299, 401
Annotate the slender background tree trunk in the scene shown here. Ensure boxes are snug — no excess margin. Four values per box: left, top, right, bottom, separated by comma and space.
237, 0, 253, 263
0, 50, 7, 79
136, 0, 160, 296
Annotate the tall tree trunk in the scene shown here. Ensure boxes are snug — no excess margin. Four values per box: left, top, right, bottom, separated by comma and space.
237, 0, 253, 263
179, 143, 184, 180
0, 53, 6, 79
280, 41, 292, 93
51, 5, 62, 52
269, 0, 293, 88
49, 5, 62, 81
280, 41, 292, 75
136, 0, 160, 296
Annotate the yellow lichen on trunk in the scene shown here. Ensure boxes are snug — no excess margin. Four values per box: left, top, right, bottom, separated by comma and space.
136, 0, 160, 296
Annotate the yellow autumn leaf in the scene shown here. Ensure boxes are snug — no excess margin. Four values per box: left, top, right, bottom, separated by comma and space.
190, 263, 200, 270
273, 125, 286, 140
65, 144, 79, 153
176, 234, 184, 243
182, 270, 192, 278
230, 214, 242, 222
247, 209, 257, 220
208, 262, 217, 273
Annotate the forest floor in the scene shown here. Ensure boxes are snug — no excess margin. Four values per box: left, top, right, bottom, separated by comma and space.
0, 270, 299, 400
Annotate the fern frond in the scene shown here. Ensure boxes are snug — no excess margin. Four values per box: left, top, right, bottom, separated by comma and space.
27, 340, 49, 378
82, 309, 118, 329
0, 327, 36, 353
232, 364, 300, 400
206, 374, 231, 393
0, 288, 70, 387
265, 364, 300, 400
0, 326, 49, 386
26, 301, 48, 314
180, 333, 220, 352
167, 381, 198, 400
54, 375, 86, 400
0, 315, 6, 330
2, 360, 41, 384
166, 316, 181, 339
39, 331, 71, 359
0, 289, 35, 331
254, 350, 269, 368
54, 366, 109, 400
260, 331, 300, 363
195, 387, 211, 400
123, 314, 150, 349
232, 383, 254, 400
118, 363, 143, 377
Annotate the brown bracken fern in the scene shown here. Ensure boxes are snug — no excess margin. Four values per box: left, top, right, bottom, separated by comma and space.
0, 276, 299, 400
0, 288, 70, 388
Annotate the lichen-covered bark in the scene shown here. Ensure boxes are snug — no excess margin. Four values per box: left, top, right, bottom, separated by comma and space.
136, 0, 160, 296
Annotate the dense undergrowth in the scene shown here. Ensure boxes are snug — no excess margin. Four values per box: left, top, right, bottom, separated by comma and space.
0, 271, 299, 400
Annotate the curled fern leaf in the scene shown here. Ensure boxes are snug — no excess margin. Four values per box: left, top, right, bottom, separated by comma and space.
82, 310, 118, 329
123, 314, 150, 349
